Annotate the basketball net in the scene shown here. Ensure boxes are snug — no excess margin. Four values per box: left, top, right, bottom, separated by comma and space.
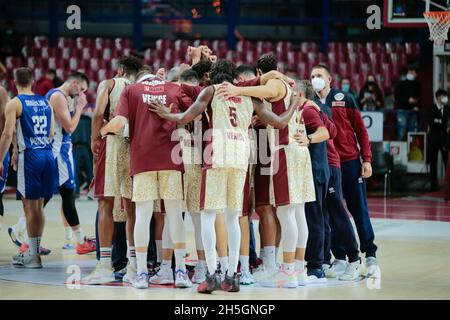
424, 11, 450, 51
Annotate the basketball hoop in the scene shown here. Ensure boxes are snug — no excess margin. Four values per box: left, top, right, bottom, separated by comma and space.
424, 11, 450, 47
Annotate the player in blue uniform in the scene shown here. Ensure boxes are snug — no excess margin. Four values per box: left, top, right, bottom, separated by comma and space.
45, 72, 96, 255
0, 85, 9, 232
0, 67, 55, 268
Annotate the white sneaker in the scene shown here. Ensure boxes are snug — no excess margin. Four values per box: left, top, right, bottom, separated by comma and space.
62, 238, 75, 250
7, 226, 23, 248
297, 270, 308, 286
82, 263, 115, 285
192, 263, 207, 284
12, 251, 42, 268
339, 260, 360, 281
324, 259, 347, 278
259, 269, 298, 288
134, 273, 149, 289
123, 264, 137, 284
240, 269, 255, 285
253, 266, 278, 282
365, 257, 381, 278
175, 269, 193, 288
149, 266, 174, 285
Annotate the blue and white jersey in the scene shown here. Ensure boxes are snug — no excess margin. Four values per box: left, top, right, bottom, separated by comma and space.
16, 94, 53, 152
45, 88, 72, 157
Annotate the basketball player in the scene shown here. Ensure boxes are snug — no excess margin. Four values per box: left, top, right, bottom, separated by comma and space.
83, 56, 142, 285
0, 68, 55, 268
216, 54, 316, 288
100, 69, 192, 289
311, 64, 380, 278
44, 72, 95, 256
0, 84, 9, 232
149, 59, 300, 293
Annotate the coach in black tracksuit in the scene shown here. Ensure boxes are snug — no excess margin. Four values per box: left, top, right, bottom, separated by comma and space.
311, 64, 379, 278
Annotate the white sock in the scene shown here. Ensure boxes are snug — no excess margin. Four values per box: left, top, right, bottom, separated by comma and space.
284, 262, 295, 273
240, 255, 250, 272
29, 237, 41, 256
99, 247, 112, 267
264, 246, 276, 270
134, 200, 153, 275
74, 228, 85, 245
136, 251, 148, 275
65, 227, 73, 240
295, 259, 306, 272
201, 210, 218, 275
174, 248, 186, 272
219, 256, 229, 274
161, 259, 172, 271
156, 240, 163, 263
225, 209, 240, 276
17, 216, 27, 233
259, 248, 264, 262
197, 260, 206, 268
128, 245, 137, 269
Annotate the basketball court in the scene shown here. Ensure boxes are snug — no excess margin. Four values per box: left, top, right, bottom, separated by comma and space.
1, 195, 449, 300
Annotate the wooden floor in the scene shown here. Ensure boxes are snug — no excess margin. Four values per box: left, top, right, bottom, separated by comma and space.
1, 197, 450, 300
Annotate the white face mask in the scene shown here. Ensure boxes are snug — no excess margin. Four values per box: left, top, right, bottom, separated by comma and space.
312, 77, 326, 92
406, 73, 415, 81
441, 96, 448, 104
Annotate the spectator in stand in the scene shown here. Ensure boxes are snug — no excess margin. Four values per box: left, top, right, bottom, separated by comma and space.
428, 89, 450, 191
394, 66, 421, 140
384, 87, 395, 110
34, 69, 57, 96
340, 77, 358, 106
445, 115, 450, 201
358, 75, 383, 111
0, 20, 22, 61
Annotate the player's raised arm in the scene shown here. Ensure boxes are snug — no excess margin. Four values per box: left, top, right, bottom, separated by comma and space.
148, 86, 214, 125
260, 70, 295, 87
252, 93, 300, 129
0, 98, 21, 176
217, 78, 284, 101
50, 91, 84, 134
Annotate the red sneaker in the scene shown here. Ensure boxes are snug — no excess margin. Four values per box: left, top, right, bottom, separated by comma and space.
76, 238, 96, 255
20, 243, 52, 255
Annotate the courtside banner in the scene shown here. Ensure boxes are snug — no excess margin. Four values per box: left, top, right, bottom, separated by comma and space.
361, 111, 383, 142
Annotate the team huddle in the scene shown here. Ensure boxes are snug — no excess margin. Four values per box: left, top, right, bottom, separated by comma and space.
0, 44, 381, 293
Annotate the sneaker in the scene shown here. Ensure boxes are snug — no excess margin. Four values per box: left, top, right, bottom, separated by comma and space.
240, 269, 255, 285
62, 242, 75, 250
221, 273, 240, 292
175, 269, 193, 288
76, 238, 96, 255
192, 263, 207, 284
307, 268, 327, 284
149, 266, 174, 285
19, 243, 51, 256
134, 272, 149, 289
7, 226, 23, 248
148, 261, 161, 276
123, 264, 137, 284
12, 252, 42, 268
365, 257, 381, 279
339, 260, 361, 281
259, 268, 298, 288
297, 269, 308, 286
324, 259, 347, 278
253, 266, 278, 282
82, 263, 115, 285
114, 266, 127, 280
197, 271, 221, 294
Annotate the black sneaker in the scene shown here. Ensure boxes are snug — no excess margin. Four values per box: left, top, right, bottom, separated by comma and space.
221, 272, 240, 292
307, 268, 327, 284
197, 271, 221, 294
